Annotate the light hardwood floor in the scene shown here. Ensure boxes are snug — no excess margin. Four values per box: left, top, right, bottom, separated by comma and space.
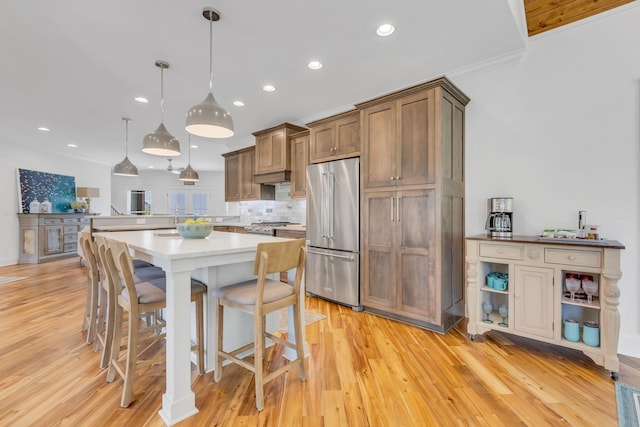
1, 257, 638, 426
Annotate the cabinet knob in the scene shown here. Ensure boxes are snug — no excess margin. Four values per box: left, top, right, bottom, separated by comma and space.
568, 255, 576, 260
390, 177, 395, 180
396, 176, 400, 180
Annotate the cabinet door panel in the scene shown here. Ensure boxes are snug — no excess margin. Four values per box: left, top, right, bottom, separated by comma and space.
398, 91, 435, 186
240, 150, 258, 199
363, 103, 396, 188
43, 225, 64, 255
514, 266, 554, 339
401, 253, 436, 321
336, 115, 360, 156
362, 192, 396, 309
398, 190, 437, 322
290, 134, 309, 198
255, 130, 286, 174
309, 124, 335, 163
225, 155, 240, 201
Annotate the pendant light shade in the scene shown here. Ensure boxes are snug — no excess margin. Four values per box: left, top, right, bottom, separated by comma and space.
179, 134, 200, 182
185, 8, 234, 139
143, 122, 181, 156
179, 164, 199, 182
143, 60, 181, 156
113, 117, 139, 176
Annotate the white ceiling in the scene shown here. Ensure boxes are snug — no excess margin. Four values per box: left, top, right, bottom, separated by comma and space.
0, 1, 525, 172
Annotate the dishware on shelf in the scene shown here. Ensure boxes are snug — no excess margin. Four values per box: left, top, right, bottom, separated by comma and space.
563, 319, 580, 342
581, 275, 597, 303
583, 321, 600, 347
482, 302, 494, 324
498, 304, 508, 327
487, 272, 508, 291
565, 274, 581, 300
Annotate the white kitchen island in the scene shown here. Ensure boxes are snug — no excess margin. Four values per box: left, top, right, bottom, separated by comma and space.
95, 229, 302, 426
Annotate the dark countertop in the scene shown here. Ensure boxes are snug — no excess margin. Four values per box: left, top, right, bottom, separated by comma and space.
466, 234, 625, 250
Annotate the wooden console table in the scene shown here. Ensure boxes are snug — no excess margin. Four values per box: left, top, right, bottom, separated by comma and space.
465, 235, 624, 378
18, 213, 91, 263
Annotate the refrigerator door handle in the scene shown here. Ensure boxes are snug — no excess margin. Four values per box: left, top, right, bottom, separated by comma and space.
328, 171, 335, 239
307, 249, 355, 261
321, 172, 329, 239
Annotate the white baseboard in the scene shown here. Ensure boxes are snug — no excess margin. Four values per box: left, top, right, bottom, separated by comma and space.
0, 257, 18, 267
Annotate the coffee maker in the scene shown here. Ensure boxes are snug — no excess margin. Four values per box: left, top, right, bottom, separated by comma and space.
485, 197, 513, 238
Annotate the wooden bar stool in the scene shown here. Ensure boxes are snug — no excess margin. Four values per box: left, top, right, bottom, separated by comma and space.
213, 238, 307, 411
103, 239, 206, 407
79, 234, 99, 345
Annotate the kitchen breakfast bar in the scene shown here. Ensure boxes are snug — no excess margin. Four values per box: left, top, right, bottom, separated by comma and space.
94, 229, 303, 426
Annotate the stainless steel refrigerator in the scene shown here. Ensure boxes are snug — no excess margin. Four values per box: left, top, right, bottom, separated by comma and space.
305, 157, 361, 309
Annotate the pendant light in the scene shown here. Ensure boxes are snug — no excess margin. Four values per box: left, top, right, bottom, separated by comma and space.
142, 60, 181, 156
113, 117, 139, 176
185, 7, 234, 139
179, 134, 200, 182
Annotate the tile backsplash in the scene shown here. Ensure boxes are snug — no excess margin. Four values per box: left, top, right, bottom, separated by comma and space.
237, 183, 306, 224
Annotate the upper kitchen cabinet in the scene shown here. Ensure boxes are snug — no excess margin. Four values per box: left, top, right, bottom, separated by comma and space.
358, 77, 469, 189
253, 123, 307, 184
290, 130, 310, 199
307, 110, 360, 164
223, 147, 275, 202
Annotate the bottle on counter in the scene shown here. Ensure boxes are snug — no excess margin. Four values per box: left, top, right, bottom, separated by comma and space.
29, 199, 41, 214
40, 198, 52, 213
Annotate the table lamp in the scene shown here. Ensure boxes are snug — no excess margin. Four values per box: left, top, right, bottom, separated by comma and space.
76, 187, 100, 213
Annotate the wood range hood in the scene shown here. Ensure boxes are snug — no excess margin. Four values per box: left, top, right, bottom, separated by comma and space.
253, 170, 290, 184
252, 122, 307, 185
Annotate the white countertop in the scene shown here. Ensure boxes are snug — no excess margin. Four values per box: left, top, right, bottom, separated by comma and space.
94, 229, 287, 261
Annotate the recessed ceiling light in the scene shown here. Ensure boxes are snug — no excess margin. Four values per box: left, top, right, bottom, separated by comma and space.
134, 96, 149, 103
67, 143, 77, 148
148, 166, 155, 169
190, 145, 199, 149
233, 100, 245, 107
308, 61, 323, 70
376, 24, 395, 37
262, 84, 276, 92
37, 127, 50, 132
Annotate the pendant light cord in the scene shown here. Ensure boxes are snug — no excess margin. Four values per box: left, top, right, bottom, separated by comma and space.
124, 117, 131, 156
209, 15, 213, 92
160, 66, 166, 122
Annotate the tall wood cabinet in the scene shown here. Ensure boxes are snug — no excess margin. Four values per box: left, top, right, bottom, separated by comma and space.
222, 147, 275, 202
307, 110, 360, 164
290, 130, 310, 199
358, 77, 470, 332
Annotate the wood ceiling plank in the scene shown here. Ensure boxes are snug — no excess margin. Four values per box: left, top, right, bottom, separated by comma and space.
524, 0, 634, 36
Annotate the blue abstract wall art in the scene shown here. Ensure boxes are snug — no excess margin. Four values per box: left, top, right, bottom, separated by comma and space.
17, 168, 76, 213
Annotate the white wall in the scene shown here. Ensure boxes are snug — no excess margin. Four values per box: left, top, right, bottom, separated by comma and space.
0, 144, 111, 266
453, 5, 640, 356
111, 170, 227, 215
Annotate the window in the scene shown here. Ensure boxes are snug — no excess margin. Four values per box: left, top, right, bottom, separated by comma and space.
167, 187, 212, 216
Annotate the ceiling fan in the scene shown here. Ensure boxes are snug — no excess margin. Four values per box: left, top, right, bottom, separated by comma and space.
166, 159, 184, 174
